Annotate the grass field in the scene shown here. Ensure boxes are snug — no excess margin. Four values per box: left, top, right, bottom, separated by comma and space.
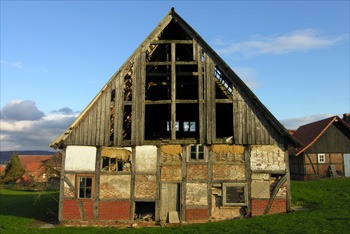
0, 178, 349, 233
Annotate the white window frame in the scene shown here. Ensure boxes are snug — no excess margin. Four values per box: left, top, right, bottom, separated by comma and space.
318, 153, 326, 163
188, 144, 206, 162
222, 183, 248, 206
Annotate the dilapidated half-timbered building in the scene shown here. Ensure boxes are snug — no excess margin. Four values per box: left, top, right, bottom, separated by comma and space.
50, 8, 299, 224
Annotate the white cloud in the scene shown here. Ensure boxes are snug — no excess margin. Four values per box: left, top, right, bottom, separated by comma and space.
280, 113, 334, 130
215, 29, 347, 58
1, 59, 23, 69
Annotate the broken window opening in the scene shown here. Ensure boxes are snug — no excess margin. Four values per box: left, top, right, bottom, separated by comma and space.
147, 43, 171, 62
101, 156, 131, 172
134, 202, 155, 221
124, 73, 132, 101
176, 75, 198, 100
176, 104, 199, 139
176, 43, 193, 61
189, 144, 205, 161
214, 66, 233, 99
77, 175, 94, 199
222, 183, 247, 206
216, 103, 233, 138
145, 104, 171, 140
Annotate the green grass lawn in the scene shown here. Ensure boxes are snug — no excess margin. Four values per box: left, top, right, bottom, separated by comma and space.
0, 178, 349, 233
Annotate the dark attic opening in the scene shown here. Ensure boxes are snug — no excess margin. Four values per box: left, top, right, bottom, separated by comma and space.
134, 202, 155, 221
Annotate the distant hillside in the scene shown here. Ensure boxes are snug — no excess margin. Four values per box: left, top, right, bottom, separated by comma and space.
0, 150, 56, 164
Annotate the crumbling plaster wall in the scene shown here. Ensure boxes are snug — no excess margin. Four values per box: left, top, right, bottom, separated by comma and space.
100, 175, 131, 199
250, 145, 286, 200
186, 183, 208, 206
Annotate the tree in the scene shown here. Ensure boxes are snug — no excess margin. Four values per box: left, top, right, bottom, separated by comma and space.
3, 153, 25, 183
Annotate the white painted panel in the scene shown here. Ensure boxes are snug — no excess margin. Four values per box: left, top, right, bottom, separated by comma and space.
344, 154, 350, 177
65, 146, 96, 171
135, 145, 157, 173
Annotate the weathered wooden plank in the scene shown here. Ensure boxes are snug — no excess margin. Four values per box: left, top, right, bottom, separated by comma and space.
151, 40, 193, 44
131, 55, 139, 145
171, 43, 176, 140
130, 147, 136, 220
87, 110, 92, 145
285, 148, 291, 212
197, 43, 204, 144
244, 146, 252, 216
90, 104, 97, 145
100, 92, 106, 146
155, 146, 162, 221
105, 87, 112, 146
139, 51, 146, 145
181, 146, 187, 221
94, 147, 101, 220
115, 72, 124, 146
96, 98, 101, 145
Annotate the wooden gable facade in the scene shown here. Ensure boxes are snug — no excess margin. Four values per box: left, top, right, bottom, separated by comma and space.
50, 9, 299, 225
289, 116, 350, 180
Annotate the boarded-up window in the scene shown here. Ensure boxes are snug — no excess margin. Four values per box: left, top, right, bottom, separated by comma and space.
222, 183, 247, 206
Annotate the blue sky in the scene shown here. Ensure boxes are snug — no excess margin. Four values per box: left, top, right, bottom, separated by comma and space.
1, 1, 349, 151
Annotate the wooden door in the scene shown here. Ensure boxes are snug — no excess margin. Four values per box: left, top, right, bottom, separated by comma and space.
160, 183, 180, 222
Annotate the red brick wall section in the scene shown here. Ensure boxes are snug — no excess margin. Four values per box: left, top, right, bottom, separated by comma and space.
251, 199, 287, 216
62, 199, 94, 220
62, 200, 80, 220
82, 200, 94, 220
99, 201, 130, 220
185, 208, 208, 221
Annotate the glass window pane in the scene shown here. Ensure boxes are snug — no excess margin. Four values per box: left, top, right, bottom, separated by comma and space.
79, 188, 85, 198
86, 177, 92, 187
198, 152, 204, 160
184, 122, 189, 132
189, 122, 196, 132
85, 188, 92, 198
198, 145, 204, 153
226, 186, 245, 204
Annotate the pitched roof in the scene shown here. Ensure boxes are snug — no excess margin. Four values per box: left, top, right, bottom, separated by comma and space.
18, 155, 53, 172
291, 116, 350, 156
50, 8, 300, 149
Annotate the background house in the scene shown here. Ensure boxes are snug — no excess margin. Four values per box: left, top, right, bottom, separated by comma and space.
289, 115, 350, 180
50, 8, 299, 224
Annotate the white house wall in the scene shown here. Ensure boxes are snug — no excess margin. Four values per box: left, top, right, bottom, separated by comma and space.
65, 146, 96, 171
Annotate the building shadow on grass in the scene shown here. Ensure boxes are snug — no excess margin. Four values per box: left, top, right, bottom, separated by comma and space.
0, 191, 59, 223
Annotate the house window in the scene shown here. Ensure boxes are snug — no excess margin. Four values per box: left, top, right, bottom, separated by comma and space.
167, 121, 179, 131
189, 144, 205, 161
318, 153, 326, 163
183, 121, 196, 132
222, 183, 247, 206
77, 175, 94, 199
